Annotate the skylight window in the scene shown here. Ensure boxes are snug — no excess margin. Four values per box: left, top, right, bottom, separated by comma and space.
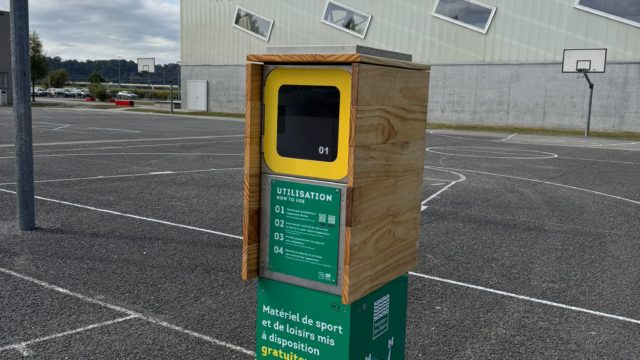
233, 6, 274, 41
432, 0, 497, 34
575, 0, 640, 28
321, 1, 372, 39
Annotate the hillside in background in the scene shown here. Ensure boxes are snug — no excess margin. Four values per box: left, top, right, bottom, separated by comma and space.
47, 57, 180, 85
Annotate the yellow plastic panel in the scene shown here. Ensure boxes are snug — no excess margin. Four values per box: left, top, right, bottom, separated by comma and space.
264, 67, 351, 180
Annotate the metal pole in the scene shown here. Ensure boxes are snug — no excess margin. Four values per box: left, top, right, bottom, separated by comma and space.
170, 84, 174, 113
10, 0, 36, 230
118, 59, 121, 89
582, 72, 594, 137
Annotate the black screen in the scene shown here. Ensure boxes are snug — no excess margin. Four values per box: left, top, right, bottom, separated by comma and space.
276, 85, 340, 162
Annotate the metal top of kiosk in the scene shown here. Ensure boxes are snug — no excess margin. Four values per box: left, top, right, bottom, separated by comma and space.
266, 45, 412, 62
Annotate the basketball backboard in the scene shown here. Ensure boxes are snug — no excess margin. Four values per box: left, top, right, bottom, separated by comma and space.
137, 58, 156, 73
562, 49, 607, 73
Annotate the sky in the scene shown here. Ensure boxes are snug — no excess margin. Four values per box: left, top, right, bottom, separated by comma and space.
0, 0, 180, 64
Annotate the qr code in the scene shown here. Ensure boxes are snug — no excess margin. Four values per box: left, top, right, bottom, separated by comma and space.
318, 214, 327, 223
327, 215, 336, 225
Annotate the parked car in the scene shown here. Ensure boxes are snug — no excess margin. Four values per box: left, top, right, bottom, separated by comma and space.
116, 91, 139, 100
52, 88, 67, 97
30, 87, 47, 96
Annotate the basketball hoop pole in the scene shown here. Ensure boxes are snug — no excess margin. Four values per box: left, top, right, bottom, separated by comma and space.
579, 70, 594, 137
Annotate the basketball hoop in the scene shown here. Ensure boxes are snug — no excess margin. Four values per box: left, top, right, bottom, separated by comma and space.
562, 49, 607, 137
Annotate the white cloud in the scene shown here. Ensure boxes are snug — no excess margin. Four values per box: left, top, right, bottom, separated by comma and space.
0, 0, 179, 64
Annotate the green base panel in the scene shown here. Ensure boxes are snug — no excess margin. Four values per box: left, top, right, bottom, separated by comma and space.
256, 275, 408, 360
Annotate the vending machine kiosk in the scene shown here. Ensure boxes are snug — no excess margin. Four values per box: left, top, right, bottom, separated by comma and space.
243, 47, 429, 359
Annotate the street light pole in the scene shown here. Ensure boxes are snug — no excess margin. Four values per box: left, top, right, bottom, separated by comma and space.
10, 0, 36, 230
118, 57, 121, 89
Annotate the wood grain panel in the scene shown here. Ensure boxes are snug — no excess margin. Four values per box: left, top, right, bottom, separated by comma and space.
345, 242, 418, 303
349, 174, 422, 227
355, 64, 429, 107
349, 139, 426, 184
343, 63, 429, 303
242, 63, 263, 280
351, 106, 427, 147
246, 63, 262, 102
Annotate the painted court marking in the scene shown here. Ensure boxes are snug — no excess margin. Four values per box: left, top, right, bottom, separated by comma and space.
0, 135, 243, 148
429, 165, 640, 206
421, 169, 466, 211
28, 140, 243, 154
0, 267, 255, 357
0, 315, 139, 356
426, 146, 558, 160
86, 127, 141, 133
428, 130, 640, 151
0, 167, 243, 186
34, 122, 142, 134
410, 272, 640, 326
0, 152, 243, 160
0, 188, 242, 240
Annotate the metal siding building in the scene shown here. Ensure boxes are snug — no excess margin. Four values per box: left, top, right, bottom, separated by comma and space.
0, 11, 12, 106
180, 0, 640, 131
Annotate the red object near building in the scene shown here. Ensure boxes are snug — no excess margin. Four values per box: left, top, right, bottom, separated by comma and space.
115, 100, 134, 107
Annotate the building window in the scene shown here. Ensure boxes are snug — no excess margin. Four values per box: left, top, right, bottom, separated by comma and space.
432, 0, 497, 34
233, 6, 274, 41
575, 0, 640, 28
322, 1, 372, 39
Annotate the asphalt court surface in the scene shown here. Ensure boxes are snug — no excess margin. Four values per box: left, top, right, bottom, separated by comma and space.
0, 107, 639, 359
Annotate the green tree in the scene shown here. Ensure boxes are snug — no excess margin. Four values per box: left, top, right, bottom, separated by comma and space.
88, 71, 105, 84
49, 69, 69, 88
89, 83, 109, 101
29, 32, 49, 101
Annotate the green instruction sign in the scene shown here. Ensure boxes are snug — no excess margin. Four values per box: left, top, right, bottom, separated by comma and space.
268, 179, 341, 285
256, 276, 408, 360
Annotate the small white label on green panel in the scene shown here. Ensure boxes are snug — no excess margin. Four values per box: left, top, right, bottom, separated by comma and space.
372, 294, 390, 340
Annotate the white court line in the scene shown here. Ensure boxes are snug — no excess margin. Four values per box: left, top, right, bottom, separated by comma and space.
429, 130, 640, 151
86, 127, 141, 133
0, 188, 242, 239
0, 167, 242, 186
27, 140, 243, 154
501, 133, 518, 141
52, 125, 71, 131
0, 135, 243, 148
0, 316, 139, 355
426, 146, 558, 160
424, 177, 456, 182
429, 165, 640, 206
35, 121, 70, 127
410, 272, 640, 326
557, 156, 640, 166
425, 134, 639, 165
0, 267, 255, 357
0, 152, 243, 160
421, 169, 466, 211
